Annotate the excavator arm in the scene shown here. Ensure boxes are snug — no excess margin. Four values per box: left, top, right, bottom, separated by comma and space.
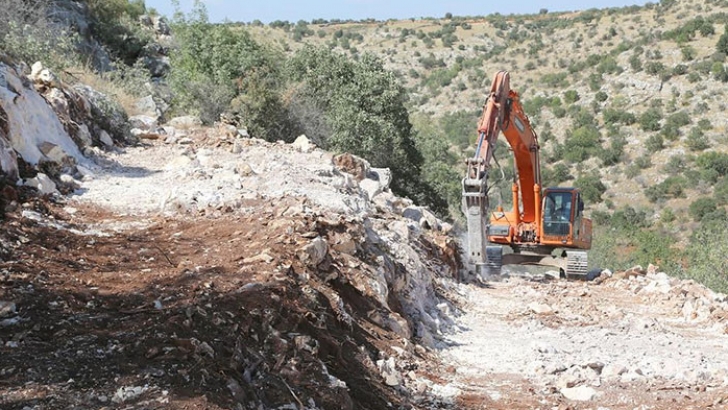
462, 70, 542, 267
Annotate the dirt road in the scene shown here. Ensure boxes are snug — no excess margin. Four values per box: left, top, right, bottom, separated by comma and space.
434, 275, 728, 409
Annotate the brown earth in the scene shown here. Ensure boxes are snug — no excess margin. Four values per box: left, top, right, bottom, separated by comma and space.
0, 194, 438, 409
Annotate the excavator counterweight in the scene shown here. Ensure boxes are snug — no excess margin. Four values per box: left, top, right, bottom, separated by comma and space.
462, 71, 592, 279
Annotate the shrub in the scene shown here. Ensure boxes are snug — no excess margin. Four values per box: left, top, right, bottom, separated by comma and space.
689, 197, 718, 222
645, 61, 665, 76
681, 45, 697, 61
696, 151, 728, 176
85, 0, 152, 64
629, 54, 642, 71
0, 0, 79, 69
575, 174, 607, 203
562, 126, 601, 163
541, 72, 569, 88
552, 106, 567, 118
599, 134, 626, 166
663, 154, 689, 175
646, 134, 665, 151
603, 108, 636, 125
645, 176, 686, 202
717, 25, 728, 55
685, 222, 728, 293
169, 7, 288, 136
542, 163, 572, 187
672, 64, 688, 76
290, 47, 447, 212
639, 108, 663, 131
714, 177, 728, 204
595, 91, 609, 102
610, 205, 650, 230
564, 90, 580, 104
686, 127, 710, 151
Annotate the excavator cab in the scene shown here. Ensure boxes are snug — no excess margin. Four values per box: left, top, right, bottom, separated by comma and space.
541, 188, 590, 249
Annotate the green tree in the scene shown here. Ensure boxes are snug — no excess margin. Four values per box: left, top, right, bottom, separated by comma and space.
169, 1, 290, 139
289, 46, 446, 212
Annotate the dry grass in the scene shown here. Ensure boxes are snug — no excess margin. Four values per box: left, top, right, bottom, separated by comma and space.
60, 65, 144, 116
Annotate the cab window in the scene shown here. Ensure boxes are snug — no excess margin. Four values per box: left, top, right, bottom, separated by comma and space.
543, 191, 573, 235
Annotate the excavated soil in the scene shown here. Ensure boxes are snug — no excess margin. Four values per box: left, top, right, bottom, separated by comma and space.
0, 199, 417, 409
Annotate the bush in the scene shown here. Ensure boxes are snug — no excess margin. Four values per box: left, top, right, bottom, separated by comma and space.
290, 47, 447, 213
714, 177, 728, 204
696, 151, 728, 176
689, 197, 718, 222
542, 163, 572, 187
717, 25, 728, 55
562, 126, 601, 163
564, 90, 580, 104
645, 61, 665, 76
595, 91, 609, 102
575, 174, 607, 203
684, 222, 728, 293
610, 205, 650, 230
645, 134, 664, 151
169, 7, 289, 137
629, 54, 642, 71
663, 154, 690, 175
686, 127, 710, 151
603, 108, 636, 125
541, 72, 569, 88
599, 134, 626, 166
645, 176, 686, 202
639, 108, 663, 131
0, 0, 79, 69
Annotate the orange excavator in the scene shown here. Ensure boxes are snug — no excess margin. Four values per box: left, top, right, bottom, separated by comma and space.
462, 71, 592, 279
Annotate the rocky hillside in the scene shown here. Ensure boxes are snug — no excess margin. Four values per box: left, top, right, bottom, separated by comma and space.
249, 2, 725, 211
244, 0, 728, 285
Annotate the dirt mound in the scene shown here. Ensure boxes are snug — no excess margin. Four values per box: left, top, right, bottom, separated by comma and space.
0, 124, 460, 409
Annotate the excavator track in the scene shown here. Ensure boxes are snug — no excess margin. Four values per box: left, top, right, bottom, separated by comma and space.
565, 251, 588, 280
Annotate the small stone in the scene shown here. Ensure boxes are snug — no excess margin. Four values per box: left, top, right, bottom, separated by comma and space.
528, 302, 554, 315
99, 130, 114, 147
359, 178, 383, 200
292, 135, 315, 153
0, 301, 16, 318
560, 386, 597, 401
111, 386, 146, 404
25, 173, 58, 195
601, 364, 627, 379
297, 237, 328, 266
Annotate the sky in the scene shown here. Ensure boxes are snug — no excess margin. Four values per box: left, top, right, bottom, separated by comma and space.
144, 0, 651, 24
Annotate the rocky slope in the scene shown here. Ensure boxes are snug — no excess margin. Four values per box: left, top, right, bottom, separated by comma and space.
0, 58, 461, 409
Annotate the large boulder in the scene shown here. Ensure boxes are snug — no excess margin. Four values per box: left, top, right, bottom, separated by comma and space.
333, 153, 370, 181
74, 84, 131, 144
0, 64, 84, 166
